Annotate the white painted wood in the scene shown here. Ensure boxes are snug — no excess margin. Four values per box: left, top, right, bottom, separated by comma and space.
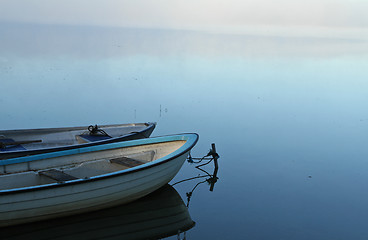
0, 134, 198, 227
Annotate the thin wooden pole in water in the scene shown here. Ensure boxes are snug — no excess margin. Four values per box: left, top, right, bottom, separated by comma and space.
210, 143, 219, 192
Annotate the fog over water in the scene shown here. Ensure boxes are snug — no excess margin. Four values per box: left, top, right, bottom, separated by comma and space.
1, 22, 368, 239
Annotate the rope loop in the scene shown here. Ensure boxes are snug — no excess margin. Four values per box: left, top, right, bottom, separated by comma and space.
87, 125, 111, 137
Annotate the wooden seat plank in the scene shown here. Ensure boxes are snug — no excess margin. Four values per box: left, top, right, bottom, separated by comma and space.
76, 134, 111, 143
110, 157, 144, 168
39, 169, 78, 182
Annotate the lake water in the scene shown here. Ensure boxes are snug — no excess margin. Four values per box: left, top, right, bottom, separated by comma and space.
1, 22, 368, 239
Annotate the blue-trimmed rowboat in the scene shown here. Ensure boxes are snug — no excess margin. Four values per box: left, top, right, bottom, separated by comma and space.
0, 133, 198, 227
0, 122, 156, 160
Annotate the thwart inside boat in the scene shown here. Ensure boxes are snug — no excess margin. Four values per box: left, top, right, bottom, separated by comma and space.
0, 140, 186, 191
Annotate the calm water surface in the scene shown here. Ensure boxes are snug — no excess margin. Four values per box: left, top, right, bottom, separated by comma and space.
1, 23, 368, 239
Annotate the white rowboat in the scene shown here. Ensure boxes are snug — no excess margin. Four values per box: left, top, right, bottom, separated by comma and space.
0, 122, 156, 159
0, 133, 198, 227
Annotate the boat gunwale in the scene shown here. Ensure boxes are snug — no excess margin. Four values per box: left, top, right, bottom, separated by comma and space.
0, 133, 199, 195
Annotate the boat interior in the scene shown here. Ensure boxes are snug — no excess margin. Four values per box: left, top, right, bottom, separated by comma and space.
0, 124, 150, 151
0, 140, 186, 191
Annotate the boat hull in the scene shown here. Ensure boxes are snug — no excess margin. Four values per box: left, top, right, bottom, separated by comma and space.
0, 122, 156, 159
0, 133, 198, 227
0, 154, 187, 227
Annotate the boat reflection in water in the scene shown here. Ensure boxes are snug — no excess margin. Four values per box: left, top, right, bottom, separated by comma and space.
1, 184, 194, 240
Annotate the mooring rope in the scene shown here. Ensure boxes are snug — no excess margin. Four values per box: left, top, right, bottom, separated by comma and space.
172, 145, 220, 208
87, 125, 111, 137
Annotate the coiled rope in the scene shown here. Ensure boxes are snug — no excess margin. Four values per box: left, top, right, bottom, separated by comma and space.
87, 125, 111, 137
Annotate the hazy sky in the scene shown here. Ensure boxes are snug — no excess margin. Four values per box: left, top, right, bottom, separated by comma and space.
0, 0, 367, 38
